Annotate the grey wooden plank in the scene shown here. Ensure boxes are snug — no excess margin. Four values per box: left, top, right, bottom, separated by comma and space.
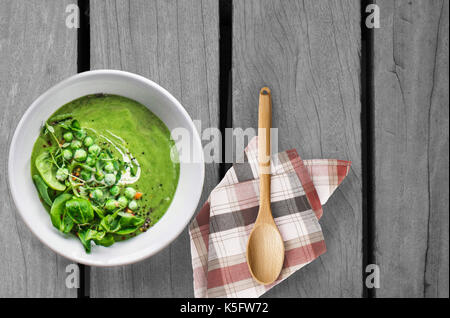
373, 0, 449, 298
233, 0, 363, 297
89, 0, 219, 297
0, 0, 78, 297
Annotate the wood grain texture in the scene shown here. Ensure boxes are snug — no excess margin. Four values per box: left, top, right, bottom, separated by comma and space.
0, 0, 77, 297
233, 0, 363, 297
89, 0, 219, 297
373, 0, 449, 297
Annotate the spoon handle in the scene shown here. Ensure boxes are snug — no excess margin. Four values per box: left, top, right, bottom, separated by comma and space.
258, 87, 272, 218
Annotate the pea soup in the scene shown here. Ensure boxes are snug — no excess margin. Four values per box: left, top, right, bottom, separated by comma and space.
31, 94, 180, 252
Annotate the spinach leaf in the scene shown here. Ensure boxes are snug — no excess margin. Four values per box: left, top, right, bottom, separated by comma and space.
77, 228, 92, 253
115, 212, 145, 235
32, 174, 53, 206
118, 212, 145, 227
60, 211, 74, 234
83, 229, 114, 247
115, 227, 139, 235
65, 198, 94, 224
100, 214, 121, 233
92, 205, 105, 218
94, 233, 115, 247
49, 113, 73, 123
85, 229, 105, 241
50, 193, 73, 231
71, 119, 81, 131
35, 152, 66, 191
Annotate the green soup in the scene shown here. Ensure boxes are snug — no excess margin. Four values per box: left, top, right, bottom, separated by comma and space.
31, 94, 179, 252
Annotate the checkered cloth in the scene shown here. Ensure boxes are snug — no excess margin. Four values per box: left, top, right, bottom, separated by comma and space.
189, 137, 351, 298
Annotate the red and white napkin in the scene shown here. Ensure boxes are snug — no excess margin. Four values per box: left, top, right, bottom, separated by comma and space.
189, 137, 351, 298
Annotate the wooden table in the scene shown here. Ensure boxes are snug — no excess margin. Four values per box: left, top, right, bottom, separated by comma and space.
0, 0, 448, 298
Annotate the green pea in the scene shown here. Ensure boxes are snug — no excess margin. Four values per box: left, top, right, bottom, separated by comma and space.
84, 136, 94, 147
88, 144, 101, 156
105, 199, 117, 211
63, 132, 73, 142
128, 200, 138, 210
124, 187, 136, 200
70, 140, 82, 150
74, 129, 86, 140
74, 149, 87, 162
63, 149, 73, 160
56, 168, 69, 181
95, 171, 105, 181
91, 189, 103, 202
104, 173, 116, 186
104, 162, 115, 173
85, 155, 96, 166
117, 196, 128, 208
80, 169, 92, 181
109, 185, 120, 196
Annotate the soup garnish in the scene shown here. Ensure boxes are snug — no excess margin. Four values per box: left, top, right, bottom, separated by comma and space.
31, 95, 179, 253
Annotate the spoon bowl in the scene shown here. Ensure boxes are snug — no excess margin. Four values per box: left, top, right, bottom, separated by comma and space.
247, 223, 285, 285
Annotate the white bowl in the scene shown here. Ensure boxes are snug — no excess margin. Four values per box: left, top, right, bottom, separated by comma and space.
8, 70, 204, 266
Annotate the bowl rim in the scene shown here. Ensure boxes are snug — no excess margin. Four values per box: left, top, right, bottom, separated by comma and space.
8, 69, 205, 266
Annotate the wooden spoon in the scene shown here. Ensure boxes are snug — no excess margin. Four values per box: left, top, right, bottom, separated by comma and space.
246, 87, 285, 285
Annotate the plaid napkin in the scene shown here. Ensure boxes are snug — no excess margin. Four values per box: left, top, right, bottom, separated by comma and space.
189, 137, 351, 298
